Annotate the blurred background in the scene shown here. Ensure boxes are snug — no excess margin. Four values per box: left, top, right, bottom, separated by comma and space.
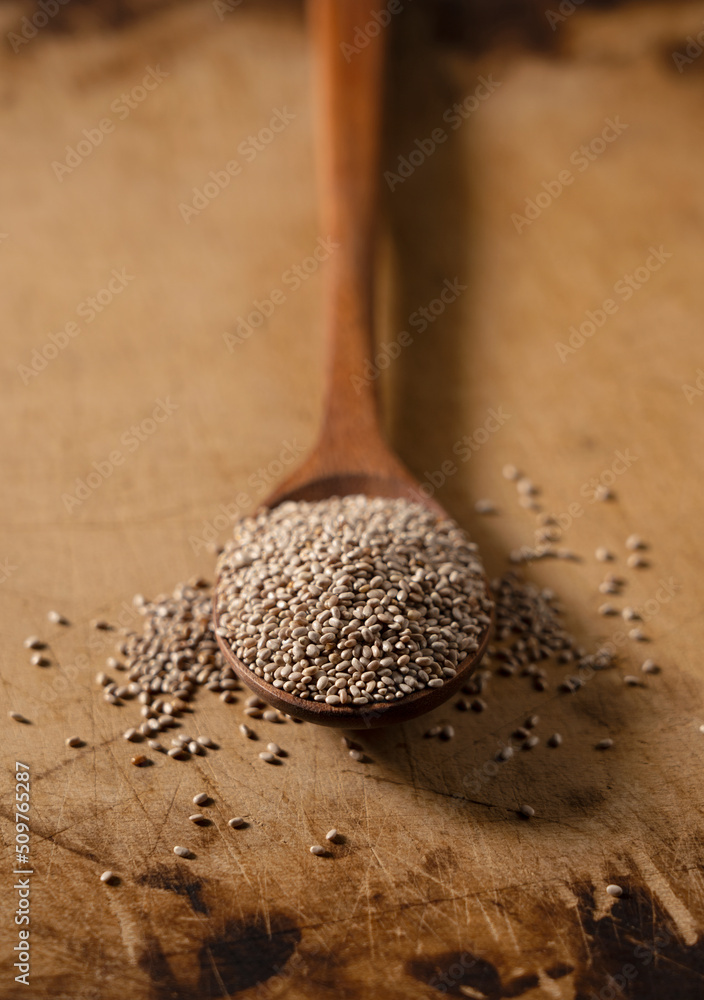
3, 2, 704, 996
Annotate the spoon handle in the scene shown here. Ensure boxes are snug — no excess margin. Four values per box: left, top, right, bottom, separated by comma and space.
308, 0, 389, 470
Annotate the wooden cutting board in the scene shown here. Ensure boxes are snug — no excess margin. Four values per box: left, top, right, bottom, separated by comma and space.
2, 1, 704, 997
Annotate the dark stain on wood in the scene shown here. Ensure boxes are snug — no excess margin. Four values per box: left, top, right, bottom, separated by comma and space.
407, 882, 704, 998
572, 882, 704, 999
195, 914, 301, 999
136, 865, 209, 915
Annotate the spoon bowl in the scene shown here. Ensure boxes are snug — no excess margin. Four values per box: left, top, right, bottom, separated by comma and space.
213, 463, 493, 729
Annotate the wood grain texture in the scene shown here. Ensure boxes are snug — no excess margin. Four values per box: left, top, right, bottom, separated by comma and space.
2, 1, 704, 998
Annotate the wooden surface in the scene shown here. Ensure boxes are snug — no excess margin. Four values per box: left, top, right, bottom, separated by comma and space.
2, 1, 704, 997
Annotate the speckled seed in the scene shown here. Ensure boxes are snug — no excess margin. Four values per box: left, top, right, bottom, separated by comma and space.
66, 736, 83, 748
246, 695, 265, 708
189, 813, 206, 824
258, 751, 278, 763
595, 547, 613, 562
626, 535, 645, 550
148, 740, 165, 752
193, 793, 209, 806
228, 817, 245, 828
262, 710, 279, 723
239, 724, 255, 739
596, 738, 613, 749
470, 698, 487, 712
196, 736, 217, 748
641, 659, 659, 674
173, 846, 191, 858
168, 747, 189, 759
525, 715, 539, 728
24, 636, 45, 649
309, 845, 326, 856
214, 496, 490, 709
424, 725, 442, 738
267, 742, 282, 755
622, 607, 640, 621
628, 628, 647, 641
123, 728, 140, 742
606, 884, 623, 897
325, 828, 338, 842
547, 733, 562, 747
48, 610, 69, 625
349, 749, 364, 761
627, 554, 648, 569
518, 804, 535, 818
523, 736, 539, 749
474, 499, 497, 515
100, 871, 115, 883
439, 725, 455, 740
244, 707, 262, 718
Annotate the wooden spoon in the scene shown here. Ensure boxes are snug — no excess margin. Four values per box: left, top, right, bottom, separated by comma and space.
213, 0, 493, 728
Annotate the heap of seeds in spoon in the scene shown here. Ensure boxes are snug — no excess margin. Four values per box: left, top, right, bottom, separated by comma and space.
214, 495, 493, 706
